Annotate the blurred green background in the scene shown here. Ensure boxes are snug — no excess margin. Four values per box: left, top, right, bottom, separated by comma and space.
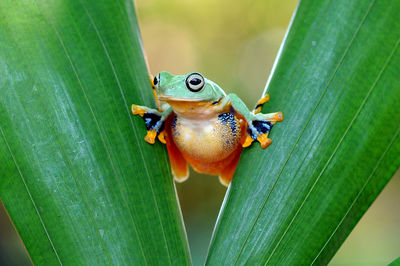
0, 0, 399, 265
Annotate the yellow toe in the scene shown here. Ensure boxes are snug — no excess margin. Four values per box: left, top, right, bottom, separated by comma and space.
144, 130, 156, 144
257, 134, 272, 149
275, 111, 284, 122
157, 131, 166, 144
131, 104, 146, 116
242, 135, 254, 147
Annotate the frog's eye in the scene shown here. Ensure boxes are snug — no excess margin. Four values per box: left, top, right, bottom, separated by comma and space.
153, 74, 160, 88
185, 73, 205, 92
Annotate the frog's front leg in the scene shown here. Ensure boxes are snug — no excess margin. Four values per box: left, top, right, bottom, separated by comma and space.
131, 104, 172, 144
227, 93, 283, 149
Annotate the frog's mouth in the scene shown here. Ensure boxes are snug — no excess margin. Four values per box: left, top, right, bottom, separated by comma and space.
158, 95, 210, 102
159, 97, 220, 119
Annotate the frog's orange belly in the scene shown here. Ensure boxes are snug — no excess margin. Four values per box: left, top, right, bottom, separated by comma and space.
172, 113, 245, 175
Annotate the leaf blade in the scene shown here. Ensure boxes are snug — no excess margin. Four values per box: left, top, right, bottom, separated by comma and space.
0, 0, 191, 264
206, 0, 400, 264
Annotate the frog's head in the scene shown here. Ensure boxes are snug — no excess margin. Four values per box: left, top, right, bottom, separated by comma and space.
153, 71, 225, 103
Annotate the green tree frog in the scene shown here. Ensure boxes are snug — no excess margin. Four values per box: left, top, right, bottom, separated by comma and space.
132, 72, 283, 186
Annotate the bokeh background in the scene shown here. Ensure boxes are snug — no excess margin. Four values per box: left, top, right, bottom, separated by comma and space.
0, 0, 399, 265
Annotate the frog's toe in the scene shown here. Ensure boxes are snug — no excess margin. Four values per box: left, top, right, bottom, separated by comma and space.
257, 133, 272, 149
242, 135, 254, 147
131, 104, 146, 116
271, 111, 283, 122
253, 94, 270, 114
262, 111, 283, 122
157, 131, 166, 144
144, 130, 157, 144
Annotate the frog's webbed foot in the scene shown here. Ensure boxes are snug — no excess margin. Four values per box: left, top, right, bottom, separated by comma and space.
131, 104, 166, 144
243, 111, 283, 149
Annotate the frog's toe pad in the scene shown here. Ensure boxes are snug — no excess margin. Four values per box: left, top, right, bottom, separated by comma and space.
253, 94, 270, 114
242, 135, 254, 147
144, 130, 157, 144
157, 131, 166, 144
131, 104, 146, 116
273, 111, 284, 122
257, 134, 272, 149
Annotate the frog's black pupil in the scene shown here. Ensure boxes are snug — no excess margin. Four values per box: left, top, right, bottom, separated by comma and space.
153, 76, 158, 85
190, 78, 201, 85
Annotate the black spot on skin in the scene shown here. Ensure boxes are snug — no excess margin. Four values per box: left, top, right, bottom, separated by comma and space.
247, 127, 257, 140
172, 116, 180, 136
252, 120, 273, 134
218, 113, 237, 138
212, 100, 220, 105
143, 112, 161, 130
157, 122, 165, 134
255, 104, 263, 110
172, 116, 177, 129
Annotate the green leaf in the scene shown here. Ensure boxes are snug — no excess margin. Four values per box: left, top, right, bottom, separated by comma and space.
390, 257, 400, 266
0, 0, 190, 264
206, 0, 400, 264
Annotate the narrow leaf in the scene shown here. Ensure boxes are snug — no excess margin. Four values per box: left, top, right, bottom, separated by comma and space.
0, 0, 190, 264
207, 0, 400, 264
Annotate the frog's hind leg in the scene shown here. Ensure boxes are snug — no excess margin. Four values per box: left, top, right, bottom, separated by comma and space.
132, 104, 165, 144
244, 112, 283, 149
218, 146, 243, 187
164, 114, 189, 182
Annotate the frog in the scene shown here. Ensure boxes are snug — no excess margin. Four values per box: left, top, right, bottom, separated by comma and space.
131, 71, 283, 186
